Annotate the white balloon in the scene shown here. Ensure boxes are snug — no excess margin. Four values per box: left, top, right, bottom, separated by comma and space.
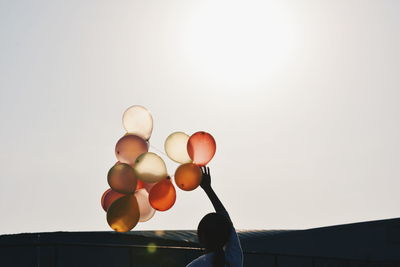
164, 132, 192, 164
133, 152, 168, 183
135, 189, 156, 222
122, 105, 153, 140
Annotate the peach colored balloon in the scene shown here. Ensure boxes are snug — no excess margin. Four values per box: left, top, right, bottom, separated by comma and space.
149, 177, 176, 211
107, 194, 140, 232
164, 132, 192, 164
107, 163, 138, 194
133, 152, 168, 183
122, 105, 153, 140
101, 188, 125, 212
187, 131, 216, 166
174, 163, 202, 191
135, 189, 156, 222
115, 134, 148, 165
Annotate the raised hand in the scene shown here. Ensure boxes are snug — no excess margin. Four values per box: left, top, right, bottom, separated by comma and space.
199, 166, 230, 219
200, 166, 211, 190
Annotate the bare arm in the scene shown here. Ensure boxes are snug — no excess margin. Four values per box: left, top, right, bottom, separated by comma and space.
200, 166, 243, 267
200, 166, 231, 222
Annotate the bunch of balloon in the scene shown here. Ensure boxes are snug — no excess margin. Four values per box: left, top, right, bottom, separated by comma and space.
165, 131, 216, 191
101, 105, 176, 232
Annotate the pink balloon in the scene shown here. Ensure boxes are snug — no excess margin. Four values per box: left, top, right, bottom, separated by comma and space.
101, 188, 125, 212
115, 134, 149, 165
135, 189, 156, 222
187, 131, 216, 166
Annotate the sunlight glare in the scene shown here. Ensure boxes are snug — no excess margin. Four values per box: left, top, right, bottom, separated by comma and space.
180, 0, 295, 87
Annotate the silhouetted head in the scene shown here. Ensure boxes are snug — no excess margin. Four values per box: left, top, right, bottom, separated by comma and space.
197, 213, 231, 251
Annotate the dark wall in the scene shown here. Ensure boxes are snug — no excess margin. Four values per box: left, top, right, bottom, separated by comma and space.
1, 244, 399, 267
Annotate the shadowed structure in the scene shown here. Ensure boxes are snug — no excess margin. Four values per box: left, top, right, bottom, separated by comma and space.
1, 218, 399, 266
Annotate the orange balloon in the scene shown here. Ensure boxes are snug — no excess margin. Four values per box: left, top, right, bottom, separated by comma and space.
149, 177, 176, 211
115, 134, 148, 165
107, 163, 137, 194
187, 131, 216, 166
101, 188, 125, 212
174, 163, 202, 191
107, 194, 140, 232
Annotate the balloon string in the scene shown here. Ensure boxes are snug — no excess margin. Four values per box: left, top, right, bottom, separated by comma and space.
149, 144, 168, 157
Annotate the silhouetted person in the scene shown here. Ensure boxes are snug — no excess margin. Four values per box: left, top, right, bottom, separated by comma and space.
187, 167, 243, 267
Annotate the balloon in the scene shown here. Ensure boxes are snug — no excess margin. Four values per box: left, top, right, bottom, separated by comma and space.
122, 105, 153, 140
136, 179, 157, 193
107, 163, 138, 194
135, 189, 156, 222
174, 163, 202, 191
115, 134, 149, 165
143, 182, 156, 193
133, 152, 168, 183
101, 188, 125, 212
187, 131, 216, 166
107, 194, 140, 232
136, 179, 144, 190
137, 179, 156, 193
149, 177, 176, 211
164, 132, 192, 164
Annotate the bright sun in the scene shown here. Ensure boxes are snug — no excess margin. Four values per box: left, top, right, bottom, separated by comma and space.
179, 1, 296, 87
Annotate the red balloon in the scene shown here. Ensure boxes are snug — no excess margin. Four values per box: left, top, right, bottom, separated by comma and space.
187, 131, 216, 166
136, 180, 144, 191
101, 188, 126, 212
149, 177, 176, 211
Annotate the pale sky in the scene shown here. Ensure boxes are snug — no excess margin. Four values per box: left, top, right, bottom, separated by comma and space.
0, 0, 399, 234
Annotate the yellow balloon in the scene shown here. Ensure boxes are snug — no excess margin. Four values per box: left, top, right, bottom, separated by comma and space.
164, 132, 192, 164
133, 152, 168, 183
106, 194, 140, 232
135, 189, 156, 222
122, 105, 153, 140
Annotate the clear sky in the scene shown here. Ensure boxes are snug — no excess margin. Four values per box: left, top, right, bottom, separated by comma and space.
0, 0, 399, 234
